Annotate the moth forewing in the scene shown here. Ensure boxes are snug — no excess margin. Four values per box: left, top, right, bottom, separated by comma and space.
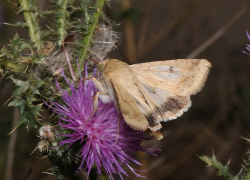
101, 59, 162, 131
130, 59, 211, 96
93, 58, 211, 139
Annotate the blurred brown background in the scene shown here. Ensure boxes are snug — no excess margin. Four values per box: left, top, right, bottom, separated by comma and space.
1, 0, 250, 179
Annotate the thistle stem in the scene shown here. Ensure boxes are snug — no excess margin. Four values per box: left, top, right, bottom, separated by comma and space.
79, 0, 105, 68
19, 0, 42, 52
57, 0, 70, 46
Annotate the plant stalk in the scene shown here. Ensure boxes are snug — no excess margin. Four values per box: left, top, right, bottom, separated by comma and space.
57, 0, 70, 46
79, 0, 105, 68
19, 0, 42, 52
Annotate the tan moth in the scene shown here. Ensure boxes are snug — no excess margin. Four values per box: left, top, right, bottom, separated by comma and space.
91, 59, 211, 140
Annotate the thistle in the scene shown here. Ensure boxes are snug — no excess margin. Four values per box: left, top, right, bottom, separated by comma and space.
0, 0, 158, 179
47, 68, 157, 179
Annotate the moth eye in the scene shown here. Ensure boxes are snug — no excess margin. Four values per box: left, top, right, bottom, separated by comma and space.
98, 63, 104, 71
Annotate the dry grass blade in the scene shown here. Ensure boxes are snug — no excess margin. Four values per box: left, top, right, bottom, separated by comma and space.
121, 0, 137, 63
137, 1, 152, 53
186, 6, 248, 58
139, 0, 206, 59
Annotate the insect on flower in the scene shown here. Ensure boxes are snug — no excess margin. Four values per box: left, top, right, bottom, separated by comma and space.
92, 58, 211, 140
48, 66, 157, 179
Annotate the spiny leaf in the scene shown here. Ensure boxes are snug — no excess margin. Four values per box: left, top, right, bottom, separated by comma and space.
30, 103, 43, 116
9, 98, 25, 113
11, 78, 30, 96
29, 81, 44, 95
244, 171, 250, 180
38, 10, 53, 18
9, 78, 44, 129
200, 155, 238, 180
242, 154, 250, 180
0, 46, 8, 54
3, 21, 27, 28
19, 110, 39, 127
9, 97, 42, 128
8, 34, 28, 60
40, 29, 52, 40
27, 96, 36, 105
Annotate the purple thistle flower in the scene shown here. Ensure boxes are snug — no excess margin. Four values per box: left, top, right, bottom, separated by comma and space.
243, 30, 250, 55
48, 71, 157, 180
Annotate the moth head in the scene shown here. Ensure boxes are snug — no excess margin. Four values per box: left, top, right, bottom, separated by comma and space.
98, 62, 104, 72
97, 59, 109, 72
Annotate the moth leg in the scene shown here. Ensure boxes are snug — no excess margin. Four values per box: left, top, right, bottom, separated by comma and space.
90, 77, 121, 143
79, 91, 109, 130
91, 77, 106, 92
93, 91, 109, 111
113, 100, 123, 143
93, 91, 121, 144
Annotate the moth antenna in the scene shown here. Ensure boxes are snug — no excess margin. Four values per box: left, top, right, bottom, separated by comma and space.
82, 58, 99, 79
62, 44, 78, 82
89, 58, 99, 65
64, 42, 103, 62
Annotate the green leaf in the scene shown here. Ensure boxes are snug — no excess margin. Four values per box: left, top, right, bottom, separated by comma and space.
27, 95, 36, 104
9, 98, 25, 114
30, 81, 44, 95
244, 171, 250, 180
8, 34, 28, 61
11, 78, 30, 96
19, 111, 39, 127
40, 29, 52, 40
39, 10, 53, 18
0, 46, 8, 54
200, 155, 238, 180
30, 103, 43, 116
9, 78, 44, 129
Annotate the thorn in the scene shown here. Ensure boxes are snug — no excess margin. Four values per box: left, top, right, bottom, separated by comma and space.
7, 126, 18, 136
30, 146, 38, 155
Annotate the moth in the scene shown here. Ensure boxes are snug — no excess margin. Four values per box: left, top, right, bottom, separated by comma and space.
92, 59, 211, 139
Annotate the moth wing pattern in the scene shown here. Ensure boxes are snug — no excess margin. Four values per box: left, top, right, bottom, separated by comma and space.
109, 78, 151, 131
130, 59, 211, 96
136, 82, 192, 124
108, 73, 191, 131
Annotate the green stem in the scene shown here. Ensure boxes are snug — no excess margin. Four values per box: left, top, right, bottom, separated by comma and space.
81, 0, 90, 32
57, 0, 70, 46
19, 0, 42, 52
79, 0, 105, 68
